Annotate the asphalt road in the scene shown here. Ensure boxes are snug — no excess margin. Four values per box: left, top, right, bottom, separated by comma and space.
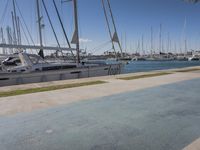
0, 78, 200, 150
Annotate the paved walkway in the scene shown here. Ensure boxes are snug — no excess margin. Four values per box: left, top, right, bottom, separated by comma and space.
0, 69, 200, 116
0, 78, 200, 150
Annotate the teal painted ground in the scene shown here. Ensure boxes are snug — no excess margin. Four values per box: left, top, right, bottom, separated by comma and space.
0, 78, 200, 150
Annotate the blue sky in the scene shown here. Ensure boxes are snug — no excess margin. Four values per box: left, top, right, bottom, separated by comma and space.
1, 0, 200, 54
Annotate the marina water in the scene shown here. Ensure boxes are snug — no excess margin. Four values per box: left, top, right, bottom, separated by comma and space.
123, 61, 200, 74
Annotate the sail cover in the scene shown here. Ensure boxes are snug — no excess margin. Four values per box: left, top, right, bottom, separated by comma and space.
71, 30, 78, 44
112, 32, 120, 43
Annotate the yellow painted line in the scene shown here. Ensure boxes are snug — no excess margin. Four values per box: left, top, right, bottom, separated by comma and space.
176, 68, 200, 73
118, 72, 172, 80
0, 81, 107, 98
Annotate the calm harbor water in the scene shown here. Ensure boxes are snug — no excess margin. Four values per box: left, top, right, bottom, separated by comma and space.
123, 61, 200, 74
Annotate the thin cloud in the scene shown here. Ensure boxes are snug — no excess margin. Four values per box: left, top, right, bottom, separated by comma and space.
79, 38, 92, 43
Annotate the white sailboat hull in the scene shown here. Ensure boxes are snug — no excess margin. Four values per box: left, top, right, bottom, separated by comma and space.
0, 64, 123, 87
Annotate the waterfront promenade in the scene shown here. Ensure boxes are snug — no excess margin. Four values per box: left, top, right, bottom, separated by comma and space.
0, 66, 200, 150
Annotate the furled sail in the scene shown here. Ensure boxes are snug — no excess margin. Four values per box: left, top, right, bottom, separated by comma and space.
71, 30, 78, 44
112, 32, 120, 43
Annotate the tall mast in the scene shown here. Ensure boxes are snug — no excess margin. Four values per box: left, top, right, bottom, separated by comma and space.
120, 34, 123, 51
73, 0, 80, 64
6, 27, 13, 53
167, 32, 170, 53
16, 16, 21, 45
106, 0, 123, 56
142, 34, 144, 55
0, 28, 3, 44
53, 0, 75, 59
0, 28, 6, 54
101, 0, 116, 58
36, 0, 44, 57
150, 26, 153, 55
11, 12, 17, 45
137, 39, 140, 54
125, 32, 127, 53
184, 17, 187, 54
12, 0, 20, 45
159, 23, 162, 53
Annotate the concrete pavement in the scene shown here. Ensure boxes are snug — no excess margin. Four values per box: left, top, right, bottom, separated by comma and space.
0, 69, 200, 116
0, 67, 200, 150
0, 78, 200, 150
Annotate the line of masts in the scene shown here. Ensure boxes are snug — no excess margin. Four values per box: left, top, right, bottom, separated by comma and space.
0, 0, 125, 60
125, 20, 190, 55
0, 0, 80, 63
0, 1, 192, 58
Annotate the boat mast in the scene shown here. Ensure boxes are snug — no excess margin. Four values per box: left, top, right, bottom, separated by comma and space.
12, 0, 19, 45
73, 0, 80, 64
16, 16, 22, 45
6, 26, 13, 53
142, 34, 144, 55
0, 28, 6, 54
184, 17, 187, 54
124, 32, 127, 53
53, 0, 75, 59
137, 39, 140, 54
101, 0, 117, 58
0, 0, 76, 54
166, 32, 170, 53
174, 42, 177, 54
106, 0, 123, 56
159, 23, 162, 54
150, 26, 153, 56
36, 0, 44, 58
11, 12, 17, 45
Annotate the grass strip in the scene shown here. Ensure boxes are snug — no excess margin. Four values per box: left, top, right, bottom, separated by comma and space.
0, 81, 107, 98
176, 68, 200, 72
118, 72, 172, 80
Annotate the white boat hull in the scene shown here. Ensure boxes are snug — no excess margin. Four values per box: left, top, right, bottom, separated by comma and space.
0, 64, 123, 87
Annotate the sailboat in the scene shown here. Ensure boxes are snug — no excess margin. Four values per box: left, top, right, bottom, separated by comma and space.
0, 0, 123, 87
101, 0, 129, 61
188, 51, 200, 61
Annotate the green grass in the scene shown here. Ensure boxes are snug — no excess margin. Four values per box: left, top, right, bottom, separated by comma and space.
176, 68, 200, 73
0, 81, 107, 98
118, 72, 172, 80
